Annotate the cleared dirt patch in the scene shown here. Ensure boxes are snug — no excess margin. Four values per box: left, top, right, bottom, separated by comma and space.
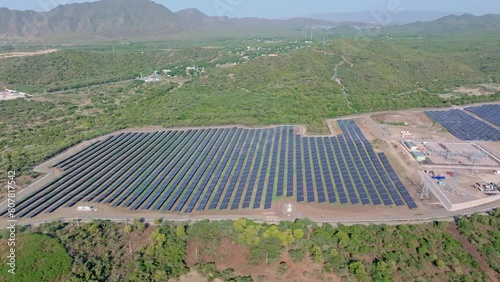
0, 90, 26, 100
185, 238, 338, 281
0, 49, 58, 59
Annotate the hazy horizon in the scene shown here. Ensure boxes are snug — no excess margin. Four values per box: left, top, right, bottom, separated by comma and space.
0, 0, 498, 19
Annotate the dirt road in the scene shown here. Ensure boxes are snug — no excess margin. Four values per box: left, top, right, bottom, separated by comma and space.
0, 49, 58, 59
447, 223, 498, 281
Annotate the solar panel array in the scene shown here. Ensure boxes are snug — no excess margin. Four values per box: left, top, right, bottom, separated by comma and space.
7, 121, 418, 218
425, 109, 500, 141
465, 104, 500, 127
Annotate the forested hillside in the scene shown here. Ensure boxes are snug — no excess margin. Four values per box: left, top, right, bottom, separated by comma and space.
196, 40, 486, 96
1, 211, 498, 281
0, 47, 229, 93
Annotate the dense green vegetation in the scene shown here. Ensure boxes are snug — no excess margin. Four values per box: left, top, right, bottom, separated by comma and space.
0, 215, 497, 281
1, 38, 499, 180
458, 209, 500, 274
0, 47, 232, 93
0, 233, 73, 282
390, 35, 500, 83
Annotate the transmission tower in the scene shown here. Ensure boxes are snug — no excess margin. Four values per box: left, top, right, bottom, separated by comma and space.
470, 151, 486, 174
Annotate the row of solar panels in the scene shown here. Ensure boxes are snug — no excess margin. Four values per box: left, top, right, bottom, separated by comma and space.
7, 121, 418, 218
339, 120, 417, 209
8, 127, 294, 218
425, 109, 500, 141
465, 104, 500, 127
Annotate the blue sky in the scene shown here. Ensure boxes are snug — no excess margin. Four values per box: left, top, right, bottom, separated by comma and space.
0, 0, 498, 18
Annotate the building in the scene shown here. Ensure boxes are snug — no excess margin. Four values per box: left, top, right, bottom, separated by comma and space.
403, 140, 418, 151
411, 151, 427, 162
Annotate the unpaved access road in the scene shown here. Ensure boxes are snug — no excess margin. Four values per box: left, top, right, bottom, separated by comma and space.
0, 49, 58, 59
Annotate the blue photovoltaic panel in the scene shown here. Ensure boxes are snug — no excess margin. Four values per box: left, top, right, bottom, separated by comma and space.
208, 129, 246, 210
465, 104, 500, 127
128, 131, 198, 210
171, 129, 225, 212
21, 132, 148, 218
425, 109, 500, 141
219, 130, 254, 210
151, 129, 212, 211
333, 137, 359, 205
319, 137, 337, 203
185, 129, 234, 212
130, 130, 203, 209
78, 131, 169, 208
197, 128, 240, 211
230, 130, 260, 210
6, 121, 422, 218
295, 136, 305, 202
254, 128, 274, 209
14, 132, 140, 217
303, 138, 315, 203
47, 132, 162, 214
310, 138, 326, 203
242, 129, 268, 208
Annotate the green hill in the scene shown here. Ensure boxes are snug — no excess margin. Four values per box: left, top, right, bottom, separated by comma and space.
382, 14, 500, 36
195, 40, 486, 95
171, 40, 487, 124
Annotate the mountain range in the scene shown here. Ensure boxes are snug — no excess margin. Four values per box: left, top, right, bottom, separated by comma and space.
0, 0, 499, 41
0, 0, 330, 40
308, 11, 458, 25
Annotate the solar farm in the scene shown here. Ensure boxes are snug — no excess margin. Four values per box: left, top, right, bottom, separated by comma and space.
6, 120, 417, 219
465, 104, 500, 127
425, 105, 500, 141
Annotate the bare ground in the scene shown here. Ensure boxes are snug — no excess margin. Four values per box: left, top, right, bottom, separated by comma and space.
0, 49, 58, 59
185, 238, 338, 282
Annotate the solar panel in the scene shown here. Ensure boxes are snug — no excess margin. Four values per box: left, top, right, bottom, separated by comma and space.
8, 118, 428, 218
22, 132, 149, 217
208, 129, 247, 210
242, 129, 268, 208
65, 132, 165, 210
218, 130, 254, 210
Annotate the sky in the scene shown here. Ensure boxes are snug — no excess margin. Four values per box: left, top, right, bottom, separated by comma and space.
0, 0, 498, 18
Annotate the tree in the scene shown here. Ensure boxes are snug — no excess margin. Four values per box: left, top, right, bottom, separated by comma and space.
133, 219, 145, 231
310, 244, 323, 263
293, 229, 304, 240
349, 261, 368, 282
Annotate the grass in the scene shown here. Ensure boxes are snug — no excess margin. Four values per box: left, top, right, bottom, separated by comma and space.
0, 233, 73, 282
